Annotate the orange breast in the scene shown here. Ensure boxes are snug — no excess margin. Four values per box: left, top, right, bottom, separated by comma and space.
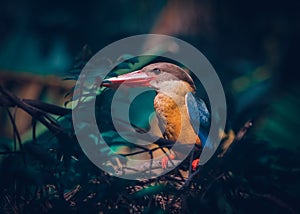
154, 93, 201, 146
154, 93, 181, 141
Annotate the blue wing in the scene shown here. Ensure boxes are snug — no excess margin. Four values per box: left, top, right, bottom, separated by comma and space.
185, 92, 210, 145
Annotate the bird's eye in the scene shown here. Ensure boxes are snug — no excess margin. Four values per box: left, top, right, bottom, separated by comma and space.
152, 68, 161, 74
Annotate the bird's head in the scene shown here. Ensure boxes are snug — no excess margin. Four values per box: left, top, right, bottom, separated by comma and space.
102, 62, 196, 93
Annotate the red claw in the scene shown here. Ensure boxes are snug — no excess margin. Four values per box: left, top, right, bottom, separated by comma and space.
192, 158, 200, 171
161, 156, 168, 169
161, 153, 175, 169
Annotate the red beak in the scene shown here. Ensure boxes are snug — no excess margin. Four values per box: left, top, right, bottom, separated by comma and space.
102, 70, 153, 88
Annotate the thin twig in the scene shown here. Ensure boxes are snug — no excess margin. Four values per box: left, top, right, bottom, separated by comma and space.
0, 86, 65, 135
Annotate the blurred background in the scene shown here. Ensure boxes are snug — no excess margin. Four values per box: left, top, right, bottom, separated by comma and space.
1, 0, 299, 149
0, 0, 299, 213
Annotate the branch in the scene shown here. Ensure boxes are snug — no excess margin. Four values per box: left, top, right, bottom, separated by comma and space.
0, 85, 67, 135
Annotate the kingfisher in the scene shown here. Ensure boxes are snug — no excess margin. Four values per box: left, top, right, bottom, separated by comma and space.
102, 62, 210, 171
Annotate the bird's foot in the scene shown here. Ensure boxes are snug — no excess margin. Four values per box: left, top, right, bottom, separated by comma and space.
161, 153, 175, 169
191, 158, 200, 171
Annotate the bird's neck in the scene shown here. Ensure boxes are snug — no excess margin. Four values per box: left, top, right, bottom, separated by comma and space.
153, 80, 193, 97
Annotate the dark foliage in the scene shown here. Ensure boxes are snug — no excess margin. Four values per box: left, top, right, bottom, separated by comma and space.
0, 52, 299, 213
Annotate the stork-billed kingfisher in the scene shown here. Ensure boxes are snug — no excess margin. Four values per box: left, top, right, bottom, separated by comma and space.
102, 62, 210, 170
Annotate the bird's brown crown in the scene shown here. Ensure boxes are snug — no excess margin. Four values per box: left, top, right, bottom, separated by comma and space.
142, 63, 196, 91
